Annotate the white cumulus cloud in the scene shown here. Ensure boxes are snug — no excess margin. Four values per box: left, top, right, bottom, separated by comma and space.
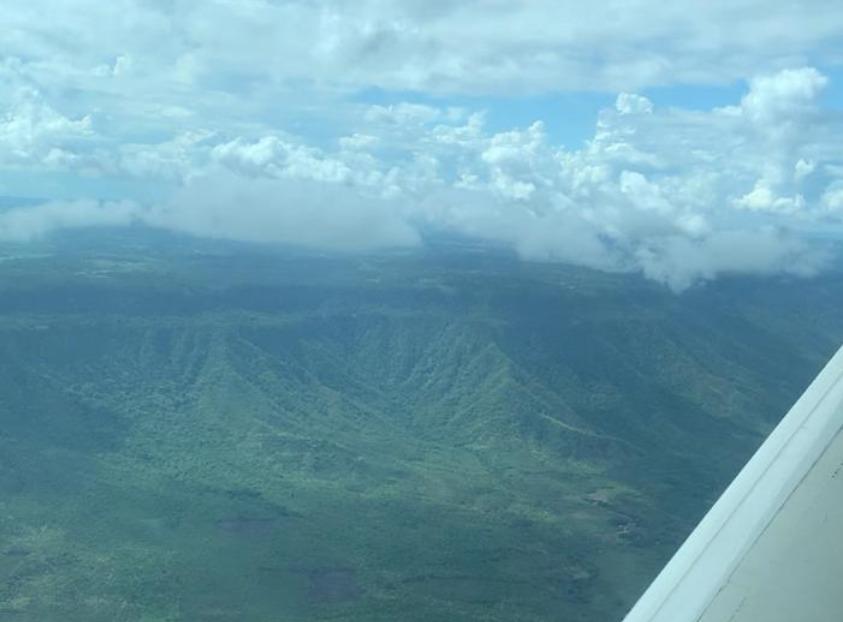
3, 66, 841, 291
0, 0, 842, 291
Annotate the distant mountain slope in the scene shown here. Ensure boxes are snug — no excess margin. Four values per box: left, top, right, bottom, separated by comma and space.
0, 242, 841, 621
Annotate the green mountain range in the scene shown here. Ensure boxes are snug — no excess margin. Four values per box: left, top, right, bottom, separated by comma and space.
1, 232, 841, 621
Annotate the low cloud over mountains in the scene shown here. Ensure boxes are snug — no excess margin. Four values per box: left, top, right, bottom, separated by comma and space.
1, 2, 842, 289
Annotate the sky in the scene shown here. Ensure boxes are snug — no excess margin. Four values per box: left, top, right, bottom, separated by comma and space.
1, 0, 843, 290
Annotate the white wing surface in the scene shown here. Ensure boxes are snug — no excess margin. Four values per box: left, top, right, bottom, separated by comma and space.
622, 345, 843, 622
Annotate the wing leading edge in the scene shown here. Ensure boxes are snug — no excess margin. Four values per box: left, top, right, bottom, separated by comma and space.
622, 345, 843, 622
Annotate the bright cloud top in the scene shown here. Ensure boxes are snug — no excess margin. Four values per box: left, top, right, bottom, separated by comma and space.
0, 1, 842, 290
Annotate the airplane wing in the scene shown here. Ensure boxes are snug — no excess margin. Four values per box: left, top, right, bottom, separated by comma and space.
622, 345, 843, 622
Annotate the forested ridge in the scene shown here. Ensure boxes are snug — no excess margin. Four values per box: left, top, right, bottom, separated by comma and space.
1, 235, 841, 621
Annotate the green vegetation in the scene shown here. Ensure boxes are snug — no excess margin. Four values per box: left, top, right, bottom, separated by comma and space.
1, 231, 841, 621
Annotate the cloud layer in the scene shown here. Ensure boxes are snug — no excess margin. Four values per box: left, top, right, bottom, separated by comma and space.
2, 0, 842, 97
1, 3, 842, 290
